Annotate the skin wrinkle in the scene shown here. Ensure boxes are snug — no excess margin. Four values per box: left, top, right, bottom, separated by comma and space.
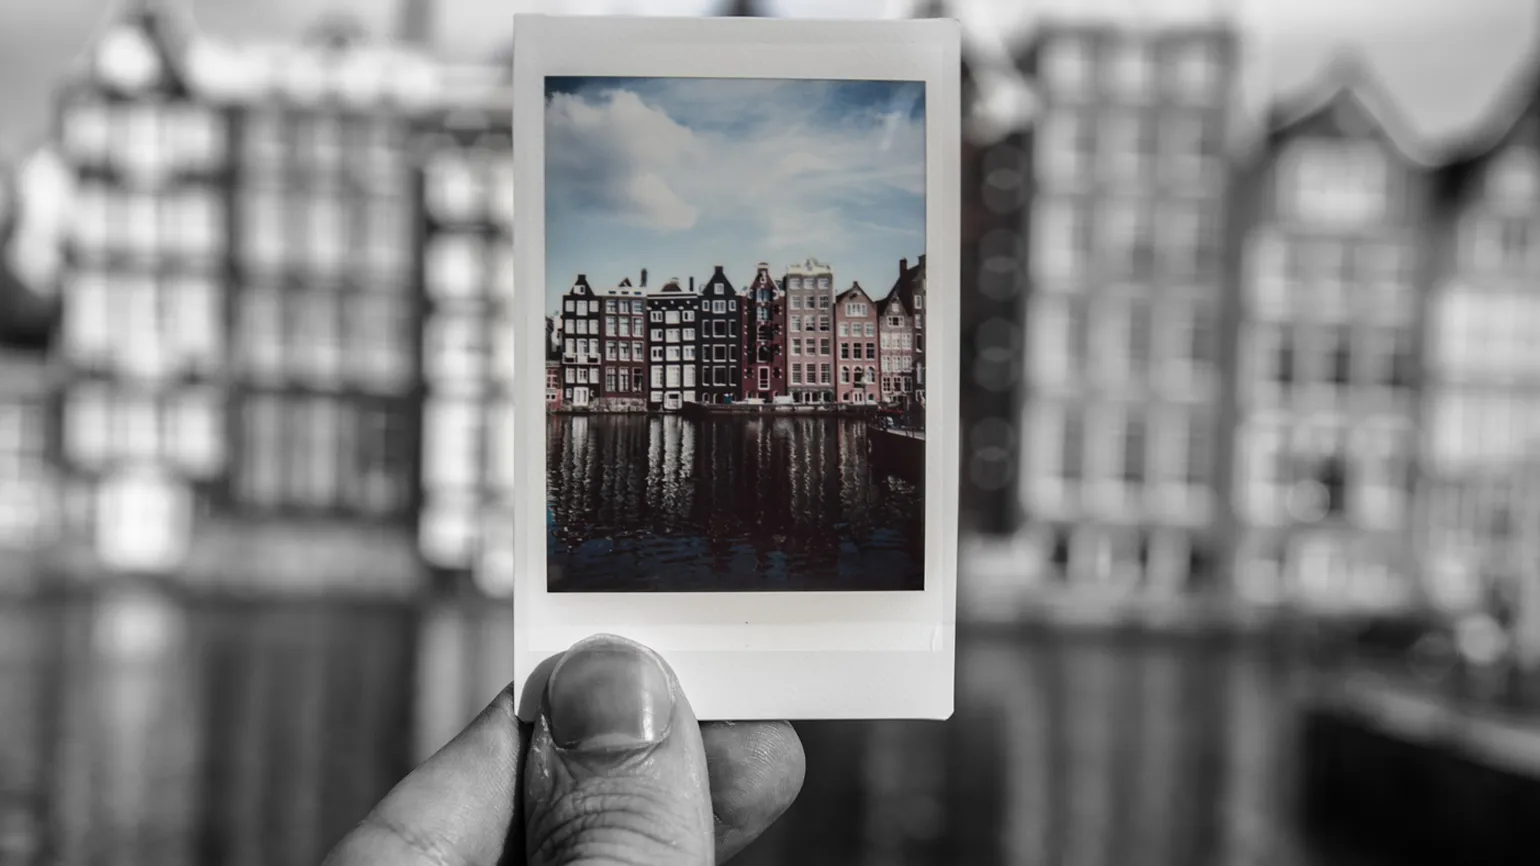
526, 781, 707, 866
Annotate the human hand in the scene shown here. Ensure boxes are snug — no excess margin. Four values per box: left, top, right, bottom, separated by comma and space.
323, 634, 806, 865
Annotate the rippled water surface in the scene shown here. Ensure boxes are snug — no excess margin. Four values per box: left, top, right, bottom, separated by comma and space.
546, 414, 925, 592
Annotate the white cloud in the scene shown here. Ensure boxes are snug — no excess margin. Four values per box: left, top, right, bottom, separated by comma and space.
545, 79, 926, 250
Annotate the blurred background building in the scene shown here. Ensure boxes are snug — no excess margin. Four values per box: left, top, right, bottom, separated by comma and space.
5, 0, 1540, 864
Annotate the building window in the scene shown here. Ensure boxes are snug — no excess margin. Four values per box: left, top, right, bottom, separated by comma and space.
1060, 407, 1084, 482
164, 188, 224, 261
1169, 40, 1219, 100
1041, 36, 1093, 93
426, 152, 481, 223
355, 404, 409, 516
1110, 38, 1153, 98
63, 271, 113, 366
427, 234, 484, 301
1101, 113, 1147, 180
426, 313, 486, 388
244, 187, 287, 271
1100, 198, 1154, 278
64, 384, 112, 468
239, 393, 286, 508
351, 294, 412, 392
294, 291, 343, 387
1289, 140, 1390, 227
1032, 197, 1090, 282
170, 104, 226, 172
1127, 298, 1152, 373
63, 99, 113, 163
168, 275, 222, 375
1120, 412, 1147, 484
1036, 112, 1094, 185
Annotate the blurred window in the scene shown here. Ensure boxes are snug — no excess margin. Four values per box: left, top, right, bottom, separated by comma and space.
238, 392, 286, 508
1100, 112, 1146, 181
1169, 40, 1219, 101
244, 109, 287, 170
167, 274, 222, 375
1039, 36, 1093, 94
355, 403, 410, 516
1247, 232, 1288, 318
64, 384, 113, 468
427, 233, 484, 301
308, 195, 347, 276
63, 99, 113, 163
168, 386, 223, 479
1290, 140, 1389, 226
293, 396, 340, 509
1185, 413, 1212, 487
1060, 406, 1084, 483
419, 493, 478, 568
242, 187, 287, 271
119, 392, 160, 463
238, 289, 285, 382
119, 103, 168, 184
1036, 113, 1093, 186
64, 271, 113, 365
1110, 38, 1153, 99
1120, 410, 1148, 484
426, 151, 482, 223
426, 310, 488, 391
424, 396, 480, 494
171, 104, 226, 172
1487, 145, 1539, 212
367, 193, 412, 280
295, 290, 343, 387
162, 188, 225, 261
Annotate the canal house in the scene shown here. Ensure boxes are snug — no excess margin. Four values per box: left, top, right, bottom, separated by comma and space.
559, 273, 603, 407
835, 282, 879, 404
416, 58, 514, 582
784, 258, 835, 404
52, 0, 235, 583
1015, 21, 1236, 611
645, 276, 700, 411
598, 277, 649, 411
1226, 56, 1431, 615
743, 262, 786, 402
878, 278, 916, 406
218, 20, 428, 593
696, 265, 743, 405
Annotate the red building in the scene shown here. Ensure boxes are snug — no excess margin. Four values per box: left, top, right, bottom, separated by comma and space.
835, 283, 879, 404
599, 277, 648, 410
743, 262, 785, 400
545, 361, 563, 411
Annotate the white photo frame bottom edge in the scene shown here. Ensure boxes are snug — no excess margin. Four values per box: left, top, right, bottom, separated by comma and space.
513, 633, 956, 722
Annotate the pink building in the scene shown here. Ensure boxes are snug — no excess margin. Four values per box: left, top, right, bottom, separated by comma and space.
835, 284, 880, 404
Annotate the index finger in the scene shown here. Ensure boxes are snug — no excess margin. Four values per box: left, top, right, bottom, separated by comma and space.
324, 689, 529, 866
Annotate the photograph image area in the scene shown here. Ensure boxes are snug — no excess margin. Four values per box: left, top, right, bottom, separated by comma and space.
544, 75, 927, 593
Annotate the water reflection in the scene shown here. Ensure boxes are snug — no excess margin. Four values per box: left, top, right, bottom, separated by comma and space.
0, 592, 1379, 866
546, 415, 924, 592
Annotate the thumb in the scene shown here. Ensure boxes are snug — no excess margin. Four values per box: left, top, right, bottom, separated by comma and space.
524, 635, 714, 866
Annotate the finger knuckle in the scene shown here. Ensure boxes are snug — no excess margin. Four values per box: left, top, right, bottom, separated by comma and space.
527, 778, 704, 866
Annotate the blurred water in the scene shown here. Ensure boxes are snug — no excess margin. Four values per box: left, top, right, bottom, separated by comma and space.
0, 588, 1379, 866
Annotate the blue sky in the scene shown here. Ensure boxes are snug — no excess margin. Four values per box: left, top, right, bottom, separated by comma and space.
543, 76, 926, 314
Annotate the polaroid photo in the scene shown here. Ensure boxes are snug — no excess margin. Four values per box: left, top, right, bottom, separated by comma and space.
511, 13, 959, 721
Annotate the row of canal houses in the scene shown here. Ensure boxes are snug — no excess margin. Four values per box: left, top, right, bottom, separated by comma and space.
547, 255, 928, 412
0, 0, 524, 595
6, 0, 1540, 631
967, 19, 1540, 628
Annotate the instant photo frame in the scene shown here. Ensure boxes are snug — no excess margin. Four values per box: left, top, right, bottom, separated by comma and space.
512, 13, 959, 721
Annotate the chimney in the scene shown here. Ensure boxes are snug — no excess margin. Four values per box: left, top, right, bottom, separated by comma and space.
900, 257, 908, 275
640, 268, 648, 287
577, 273, 585, 282
689, 277, 695, 292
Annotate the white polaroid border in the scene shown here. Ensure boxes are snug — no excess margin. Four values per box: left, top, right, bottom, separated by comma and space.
512, 13, 959, 722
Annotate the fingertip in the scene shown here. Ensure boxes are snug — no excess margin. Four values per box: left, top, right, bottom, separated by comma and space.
702, 721, 806, 842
